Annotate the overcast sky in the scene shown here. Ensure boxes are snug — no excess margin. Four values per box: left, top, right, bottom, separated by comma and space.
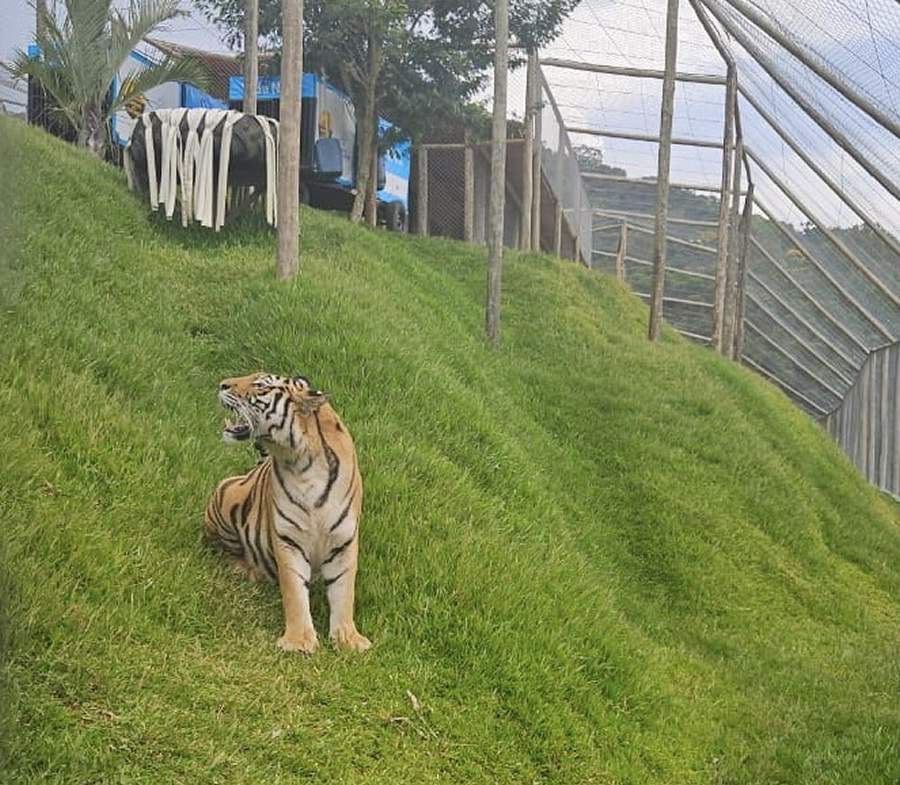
3, 0, 898, 234
1, 0, 229, 66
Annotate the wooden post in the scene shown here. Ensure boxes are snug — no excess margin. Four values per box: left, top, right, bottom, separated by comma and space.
615, 222, 628, 282
721, 134, 743, 352
463, 132, 474, 243
538, 57, 725, 84
276, 0, 303, 280
531, 59, 543, 252
416, 144, 428, 236
520, 50, 535, 251
574, 186, 582, 263
485, 0, 508, 347
649, 0, 680, 341
553, 133, 564, 257
711, 65, 736, 352
242, 0, 259, 115
732, 183, 754, 360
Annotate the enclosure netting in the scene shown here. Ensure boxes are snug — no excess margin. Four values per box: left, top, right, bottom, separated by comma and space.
538, 0, 900, 416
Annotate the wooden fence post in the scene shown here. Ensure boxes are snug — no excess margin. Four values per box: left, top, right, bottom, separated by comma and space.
242, 0, 259, 115
553, 134, 564, 257
711, 65, 735, 352
463, 132, 474, 243
485, 0, 508, 347
649, 0, 680, 341
732, 183, 754, 360
721, 133, 743, 352
276, 0, 303, 279
531, 58, 543, 252
521, 50, 536, 251
615, 222, 628, 282
416, 144, 428, 236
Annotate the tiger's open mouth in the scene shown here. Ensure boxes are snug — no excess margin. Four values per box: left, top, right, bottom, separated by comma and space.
221, 399, 254, 441
223, 415, 252, 441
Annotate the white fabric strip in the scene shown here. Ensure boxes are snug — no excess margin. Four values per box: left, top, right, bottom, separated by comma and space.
215, 111, 242, 231
143, 113, 158, 209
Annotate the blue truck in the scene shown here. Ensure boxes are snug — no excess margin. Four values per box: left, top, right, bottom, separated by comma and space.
229, 73, 410, 231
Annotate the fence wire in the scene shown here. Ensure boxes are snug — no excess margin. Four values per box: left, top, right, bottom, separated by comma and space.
535, 0, 899, 429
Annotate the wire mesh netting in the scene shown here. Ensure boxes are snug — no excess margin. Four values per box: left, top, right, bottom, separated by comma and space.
536, 0, 899, 424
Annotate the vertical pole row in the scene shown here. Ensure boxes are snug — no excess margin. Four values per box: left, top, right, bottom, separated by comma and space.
649, 0, 680, 341
531, 58, 543, 253
485, 0, 509, 347
711, 65, 736, 352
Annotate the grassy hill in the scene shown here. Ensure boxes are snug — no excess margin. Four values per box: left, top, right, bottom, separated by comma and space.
1, 118, 898, 785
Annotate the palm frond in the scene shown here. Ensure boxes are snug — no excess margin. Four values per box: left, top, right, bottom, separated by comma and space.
108, 55, 212, 116
5, 48, 81, 129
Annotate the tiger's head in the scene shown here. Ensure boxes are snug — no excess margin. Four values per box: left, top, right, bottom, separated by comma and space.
218, 372, 329, 448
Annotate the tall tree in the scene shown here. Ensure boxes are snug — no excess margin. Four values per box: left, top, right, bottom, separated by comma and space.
7, 0, 207, 158
277, 0, 303, 278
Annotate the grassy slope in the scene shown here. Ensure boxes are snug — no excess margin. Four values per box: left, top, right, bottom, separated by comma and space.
1, 118, 899, 785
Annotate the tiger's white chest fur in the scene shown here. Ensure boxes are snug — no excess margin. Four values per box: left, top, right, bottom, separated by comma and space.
268, 451, 356, 573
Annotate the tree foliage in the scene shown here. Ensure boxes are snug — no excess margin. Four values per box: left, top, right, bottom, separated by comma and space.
197, 0, 578, 222
5, 0, 209, 158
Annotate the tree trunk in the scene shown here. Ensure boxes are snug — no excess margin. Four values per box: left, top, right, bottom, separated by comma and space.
350, 103, 372, 223
276, 0, 303, 279
365, 130, 378, 227
349, 36, 382, 224
243, 0, 259, 115
82, 104, 106, 159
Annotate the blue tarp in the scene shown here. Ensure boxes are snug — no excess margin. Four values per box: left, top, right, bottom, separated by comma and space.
229, 74, 318, 102
182, 83, 228, 109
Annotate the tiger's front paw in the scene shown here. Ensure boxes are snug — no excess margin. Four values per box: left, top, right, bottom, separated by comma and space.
277, 628, 319, 654
331, 624, 372, 652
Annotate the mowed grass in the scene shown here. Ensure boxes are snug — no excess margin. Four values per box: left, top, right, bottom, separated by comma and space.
1, 117, 899, 785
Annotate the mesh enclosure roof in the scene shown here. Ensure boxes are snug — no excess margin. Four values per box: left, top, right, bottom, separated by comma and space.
538, 0, 900, 416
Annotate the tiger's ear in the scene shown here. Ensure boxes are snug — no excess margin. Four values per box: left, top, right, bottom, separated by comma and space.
298, 389, 329, 415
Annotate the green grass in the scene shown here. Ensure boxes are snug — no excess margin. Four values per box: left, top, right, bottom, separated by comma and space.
1, 117, 899, 785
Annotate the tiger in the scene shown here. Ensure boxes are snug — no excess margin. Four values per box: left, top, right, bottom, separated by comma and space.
204, 372, 371, 654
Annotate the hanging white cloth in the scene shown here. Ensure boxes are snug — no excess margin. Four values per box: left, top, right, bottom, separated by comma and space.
252, 115, 279, 227
156, 108, 188, 220
143, 113, 158, 209
123, 143, 135, 191
194, 109, 228, 228
179, 109, 206, 227
215, 111, 243, 232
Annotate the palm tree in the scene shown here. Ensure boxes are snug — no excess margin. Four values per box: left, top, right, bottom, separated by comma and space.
6, 0, 209, 158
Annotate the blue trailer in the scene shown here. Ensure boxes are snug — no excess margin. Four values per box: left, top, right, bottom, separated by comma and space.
229, 74, 410, 231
